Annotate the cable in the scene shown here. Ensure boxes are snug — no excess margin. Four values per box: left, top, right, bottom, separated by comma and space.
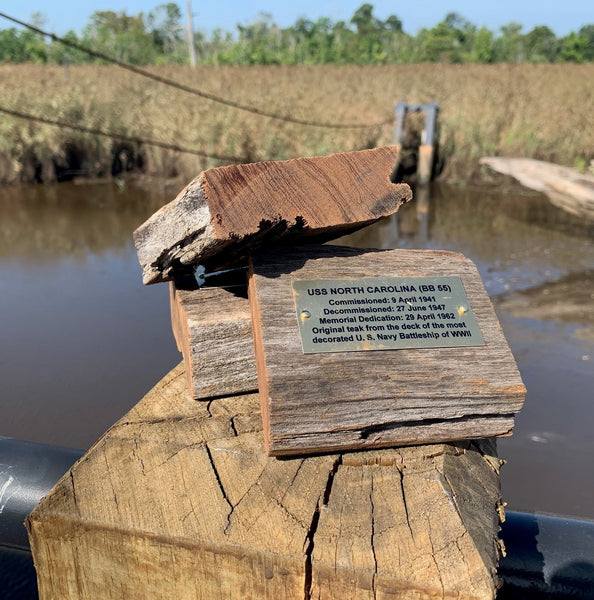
0, 11, 391, 130
0, 104, 245, 163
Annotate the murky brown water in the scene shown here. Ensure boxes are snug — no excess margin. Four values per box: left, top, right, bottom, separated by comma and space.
1, 180, 593, 519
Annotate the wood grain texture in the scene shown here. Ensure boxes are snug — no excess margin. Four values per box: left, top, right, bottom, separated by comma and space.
133, 146, 412, 284
170, 282, 258, 399
27, 364, 504, 600
249, 245, 526, 456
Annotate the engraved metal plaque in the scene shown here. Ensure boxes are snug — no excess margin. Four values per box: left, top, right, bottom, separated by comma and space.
293, 276, 484, 354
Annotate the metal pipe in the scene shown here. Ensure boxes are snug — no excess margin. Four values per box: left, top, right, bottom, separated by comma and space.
499, 510, 594, 598
0, 437, 83, 551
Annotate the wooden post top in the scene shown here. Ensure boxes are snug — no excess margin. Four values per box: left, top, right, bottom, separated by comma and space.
27, 363, 504, 599
133, 146, 411, 285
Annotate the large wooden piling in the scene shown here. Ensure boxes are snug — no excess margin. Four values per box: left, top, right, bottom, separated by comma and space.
27, 364, 504, 599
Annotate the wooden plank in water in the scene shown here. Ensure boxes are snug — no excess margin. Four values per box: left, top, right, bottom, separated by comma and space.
249, 245, 526, 456
133, 146, 412, 284
27, 364, 504, 599
480, 157, 594, 221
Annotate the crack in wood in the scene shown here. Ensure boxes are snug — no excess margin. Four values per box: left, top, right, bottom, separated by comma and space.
427, 520, 446, 597
132, 440, 146, 476
370, 471, 378, 600
360, 413, 516, 441
69, 470, 78, 512
399, 469, 414, 541
303, 455, 342, 600
222, 465, 267, 536
204, 443, 233, 531
156, 443, 206, 469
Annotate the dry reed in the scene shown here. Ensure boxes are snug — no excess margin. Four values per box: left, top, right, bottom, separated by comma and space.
0, 63, 592, 184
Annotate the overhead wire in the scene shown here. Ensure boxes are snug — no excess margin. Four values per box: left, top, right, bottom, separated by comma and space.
0, 104, 245, 163
0, 11, 392, 131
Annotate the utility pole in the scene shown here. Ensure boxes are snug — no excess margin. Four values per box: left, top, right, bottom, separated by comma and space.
186, 0, 197, 67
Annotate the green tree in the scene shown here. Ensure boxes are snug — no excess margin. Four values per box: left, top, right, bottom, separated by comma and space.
494, 22, 525, 62
82, 10, 156, 64
48, 30, 90, 64
525, 25, 558, 62
471, 26, 495, 63
350, 3, 387, 64
558, 31, 588, 62
0, 28, 27, 62
147, 3, 186, 63
577, 24, 594, 60
418, 13, 476, 62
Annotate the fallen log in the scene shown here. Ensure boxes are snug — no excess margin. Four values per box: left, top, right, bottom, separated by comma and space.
134, 146, 411, 284
480, 157, 594, 221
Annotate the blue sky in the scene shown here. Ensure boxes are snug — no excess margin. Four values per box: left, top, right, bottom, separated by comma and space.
5, 0, 592, 37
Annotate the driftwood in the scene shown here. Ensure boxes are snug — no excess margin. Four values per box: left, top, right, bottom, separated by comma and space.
27, 364, 505, 600
480, 157, 594, 221
249, 245, 525, 456
133, 146, 412, 284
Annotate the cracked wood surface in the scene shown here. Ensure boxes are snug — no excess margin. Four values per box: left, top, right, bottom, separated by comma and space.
249, 245, 526, 456
28, 364, 503, 599
133, 146, 412, 285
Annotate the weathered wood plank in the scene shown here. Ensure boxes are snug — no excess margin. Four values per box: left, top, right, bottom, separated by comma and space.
480, 157, 594, 221
134, 146, 412, 284
249, 245, 525, 456
170, 281, 258, 399
27, 364, 504, 600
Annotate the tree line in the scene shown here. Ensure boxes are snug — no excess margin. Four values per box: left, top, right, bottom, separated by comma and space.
1, 3, 593, 66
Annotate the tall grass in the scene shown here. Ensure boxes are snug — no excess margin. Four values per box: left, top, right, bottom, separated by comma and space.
0, 63, 592, 184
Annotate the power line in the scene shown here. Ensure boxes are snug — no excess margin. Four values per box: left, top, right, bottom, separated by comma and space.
0, 104, 245, 163
0, 11, 391, 131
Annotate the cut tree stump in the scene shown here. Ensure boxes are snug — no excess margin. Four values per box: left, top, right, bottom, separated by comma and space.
27, 364, 504, 600
133, 146, 411, 284
249, 245, 526, 456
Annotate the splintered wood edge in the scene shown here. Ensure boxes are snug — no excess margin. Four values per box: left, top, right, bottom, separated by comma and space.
134, 175, 231, 285
248, 258, 271, 453
134, 147, 412, 285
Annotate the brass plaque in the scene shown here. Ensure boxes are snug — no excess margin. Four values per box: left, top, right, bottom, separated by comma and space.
293, 276, 484, 354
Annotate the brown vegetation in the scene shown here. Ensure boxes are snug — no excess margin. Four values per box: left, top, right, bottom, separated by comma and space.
0, 63, 592, 184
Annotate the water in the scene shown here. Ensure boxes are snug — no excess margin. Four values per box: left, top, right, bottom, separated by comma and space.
0, 180, 592, 520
